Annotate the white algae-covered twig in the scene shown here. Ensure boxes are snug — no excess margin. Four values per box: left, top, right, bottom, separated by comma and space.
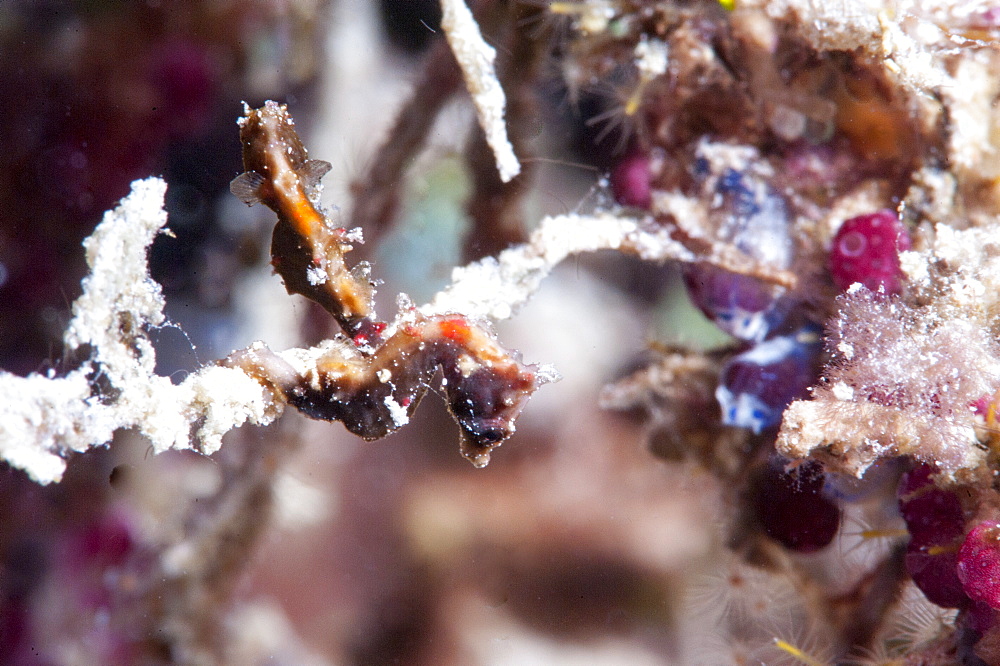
0, 179, 280, 484
440, 0, 521, 183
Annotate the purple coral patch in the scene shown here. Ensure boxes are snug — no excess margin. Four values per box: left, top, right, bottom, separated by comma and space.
753, 458, 841, 553
683, 263, 787, 341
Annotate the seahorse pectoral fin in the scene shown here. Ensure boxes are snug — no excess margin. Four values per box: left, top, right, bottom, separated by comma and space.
230, 171, 267, 206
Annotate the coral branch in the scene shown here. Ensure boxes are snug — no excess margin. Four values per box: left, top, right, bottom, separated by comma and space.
0, 179, 281, 485
424, 211, 699, 322
440, 0, 521, 183
461, 1, 549, 261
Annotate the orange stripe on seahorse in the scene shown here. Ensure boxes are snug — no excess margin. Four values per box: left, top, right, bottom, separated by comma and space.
285, 194, 324, 239
439, 317, 472, 345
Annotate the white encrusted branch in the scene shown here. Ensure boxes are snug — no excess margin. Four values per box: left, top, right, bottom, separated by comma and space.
440, 0, 521, 183
423, 211, 695, 321
0, 179, 281, 484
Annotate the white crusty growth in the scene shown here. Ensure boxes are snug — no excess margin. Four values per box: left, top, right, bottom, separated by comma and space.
422, 211, 697, 322
440, 0, 521, 183
777, 224, 1000, 480
0, 179, 281, 484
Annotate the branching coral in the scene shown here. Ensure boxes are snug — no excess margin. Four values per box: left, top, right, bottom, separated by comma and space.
440, 0, 521, 183
0, 178, 280, 485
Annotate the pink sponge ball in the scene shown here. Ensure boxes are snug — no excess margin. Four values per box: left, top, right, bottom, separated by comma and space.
829, 209, 911, 295
958, 521, 1000, 609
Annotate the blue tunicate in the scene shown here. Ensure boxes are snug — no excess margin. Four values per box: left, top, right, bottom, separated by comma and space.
691, 156, 710, 178
689, 146, 796, 339
718, 168, 760, 217
693, 149, 793, 269
716, 324, 823, 433
683, 263, 790, 342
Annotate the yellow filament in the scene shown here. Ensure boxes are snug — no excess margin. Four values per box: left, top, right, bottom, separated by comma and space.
773, 638, 828, 666
859, 528, 909, 540
926, 543, 958, 556
624, 83, 644, 116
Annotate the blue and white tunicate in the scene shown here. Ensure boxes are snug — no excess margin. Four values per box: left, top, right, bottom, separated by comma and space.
716, 325, 823, 433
